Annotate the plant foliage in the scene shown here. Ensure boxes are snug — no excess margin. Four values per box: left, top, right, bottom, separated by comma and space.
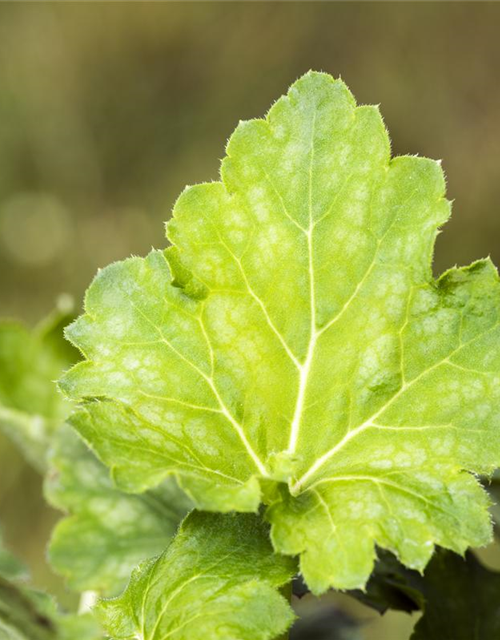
0, 299, 76, 471
2, 71, 500, 640
61, 72, 500, 598
45, 425, 192, 597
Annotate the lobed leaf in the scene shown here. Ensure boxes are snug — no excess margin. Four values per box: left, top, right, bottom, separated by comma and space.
61, 72, 500, 592
97, 511, 296, 640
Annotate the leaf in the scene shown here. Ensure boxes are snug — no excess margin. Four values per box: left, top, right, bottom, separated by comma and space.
45, 425, 192, 596
0, 522, 102, 640
0, 532, 28, 582
97, 511, 296, 640
0, 577, 58, 640
60, 71, 500, 592
0, 299, 77, 471
0, 575, 101, 640
410, 550, 500, 640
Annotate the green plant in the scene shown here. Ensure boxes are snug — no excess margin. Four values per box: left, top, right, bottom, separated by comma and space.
1, 71, 500, 640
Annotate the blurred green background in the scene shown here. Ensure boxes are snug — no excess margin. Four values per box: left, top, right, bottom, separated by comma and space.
1, 2, 500, 638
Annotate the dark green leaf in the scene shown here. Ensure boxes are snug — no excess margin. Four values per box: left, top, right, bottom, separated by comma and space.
411, 550, 500, 640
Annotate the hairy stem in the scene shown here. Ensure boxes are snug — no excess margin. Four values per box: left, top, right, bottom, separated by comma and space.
78, 590, 97, 614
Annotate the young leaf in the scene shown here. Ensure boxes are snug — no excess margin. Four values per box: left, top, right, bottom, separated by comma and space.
60, 72, 500, 592
45, 425, 192, 596
97, 511, 296, 640
0, 301, 77, 471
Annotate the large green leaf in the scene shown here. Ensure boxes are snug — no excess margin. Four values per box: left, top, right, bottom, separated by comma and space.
0, 300, 77, 471
97, 512, 296, 640
45, 425, 192, 596
60, 72, 500, 592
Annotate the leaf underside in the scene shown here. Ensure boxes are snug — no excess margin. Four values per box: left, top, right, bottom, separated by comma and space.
61, 71, 500, 592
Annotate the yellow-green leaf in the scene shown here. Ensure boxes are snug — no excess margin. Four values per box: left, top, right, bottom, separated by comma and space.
61, 72, 500, 592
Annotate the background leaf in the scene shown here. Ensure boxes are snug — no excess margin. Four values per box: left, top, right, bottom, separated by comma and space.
0, 299, 77, 471
45, 425, 192, 597
0, 532, 28, 583
348, 550, 424, 615
351, 549, 500, 639
410, 550, 500, 640
0, 536, 101, 640
0, 577, 101, 640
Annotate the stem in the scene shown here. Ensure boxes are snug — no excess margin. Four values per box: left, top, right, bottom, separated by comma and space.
78, 590, 98, 614
277, 581, 293, 640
